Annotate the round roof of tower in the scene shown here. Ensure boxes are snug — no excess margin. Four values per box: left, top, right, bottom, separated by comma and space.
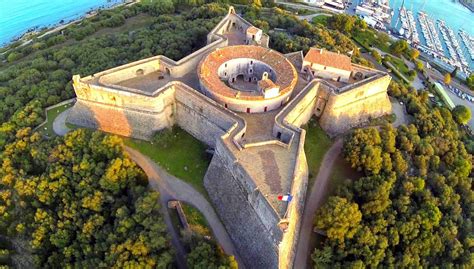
198, 45, 298, 101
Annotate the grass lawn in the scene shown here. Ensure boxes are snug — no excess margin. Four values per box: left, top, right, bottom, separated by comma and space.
353, 29, 390, 53
312, 15, 329, 26
38, 103, 74, 137
303, 118, 334, 188
182, 203, 211, 237
124, 127, 211, 195
387, 56, 411, 77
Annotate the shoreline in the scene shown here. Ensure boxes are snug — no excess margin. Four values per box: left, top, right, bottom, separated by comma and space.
1, 0, 137, 51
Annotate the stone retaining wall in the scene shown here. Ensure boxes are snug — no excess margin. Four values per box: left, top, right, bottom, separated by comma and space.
204, 140, 280, 269
320, 74, 392, 135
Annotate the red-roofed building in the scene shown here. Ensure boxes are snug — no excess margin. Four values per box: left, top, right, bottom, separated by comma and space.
302, 48, 352, 82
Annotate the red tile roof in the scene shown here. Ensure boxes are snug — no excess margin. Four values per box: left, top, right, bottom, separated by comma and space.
246, 26, 260, 35
198, 45, 297, 101
258, 78, 278, 90
304, 48, 352, 71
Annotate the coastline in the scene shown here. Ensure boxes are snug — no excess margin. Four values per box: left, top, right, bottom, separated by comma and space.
1, 0, 137, 51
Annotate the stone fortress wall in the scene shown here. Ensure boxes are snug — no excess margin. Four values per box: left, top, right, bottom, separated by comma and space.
67, 6, 392, 269
319, 73, 392, 135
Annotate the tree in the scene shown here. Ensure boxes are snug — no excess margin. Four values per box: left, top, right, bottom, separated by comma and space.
466, 73, 474, 91
327, 14, 356, 34
415, 60, 424, 71
187, 241, 237, 269
314, 196, 362, 242
444, 73, 452, 84
390, 40, 408, 55
409, 48, 420, 60
452, 105, 471, 125
0, 129, 173, 268
371, 50, 382, 64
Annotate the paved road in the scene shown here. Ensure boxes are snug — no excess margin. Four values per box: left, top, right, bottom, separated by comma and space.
391, 98, 410, 127
125, 147, 243, 268
53, 108, 71, 136
275, 1, 327, 13
297, 13, 332, 21
294, 138, 343, 268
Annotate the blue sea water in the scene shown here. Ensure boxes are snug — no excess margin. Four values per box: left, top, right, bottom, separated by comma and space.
0, 0, 124, 46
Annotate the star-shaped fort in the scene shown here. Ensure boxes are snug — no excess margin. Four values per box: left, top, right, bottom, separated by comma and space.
68, 7, 392, 268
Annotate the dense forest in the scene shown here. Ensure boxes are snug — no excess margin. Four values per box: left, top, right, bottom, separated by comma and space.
313, 81, 473, 268
0, 128, 174, 267
0, 1, 235, 267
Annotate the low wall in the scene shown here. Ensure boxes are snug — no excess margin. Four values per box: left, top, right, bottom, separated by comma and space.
34, 98, 76, 134
175, 85, 238, 147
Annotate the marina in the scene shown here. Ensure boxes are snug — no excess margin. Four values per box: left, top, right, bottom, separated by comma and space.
398, 7, 420, 44
459, 30, 474, 61
417, 11, 443, 55
389, 0, 473, 76
438, 19, 469, 74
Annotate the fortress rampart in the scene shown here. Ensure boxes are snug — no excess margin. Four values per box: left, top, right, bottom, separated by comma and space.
67, 6, 393, 269
319, 73, 392, 135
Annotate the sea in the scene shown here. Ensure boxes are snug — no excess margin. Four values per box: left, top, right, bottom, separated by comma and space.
0, 0, 125, 46
388, 0, 474, 70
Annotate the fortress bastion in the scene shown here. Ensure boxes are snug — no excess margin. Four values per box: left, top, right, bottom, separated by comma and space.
67, 6, 392, 269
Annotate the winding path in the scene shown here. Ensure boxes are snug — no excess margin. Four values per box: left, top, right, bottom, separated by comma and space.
294, 138, 343, 269
52, 108, 71, 136
125, 147, 243, 268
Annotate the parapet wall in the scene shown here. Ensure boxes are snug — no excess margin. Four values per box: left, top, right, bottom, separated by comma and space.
278, 131, 308, 269
174, 83, 242, 147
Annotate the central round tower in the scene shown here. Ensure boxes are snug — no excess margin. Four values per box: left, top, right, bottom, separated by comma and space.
198, 45, 298, 113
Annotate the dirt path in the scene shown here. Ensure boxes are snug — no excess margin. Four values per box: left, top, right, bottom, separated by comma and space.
125, 147, 243, 268
294, 138, 343, 268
